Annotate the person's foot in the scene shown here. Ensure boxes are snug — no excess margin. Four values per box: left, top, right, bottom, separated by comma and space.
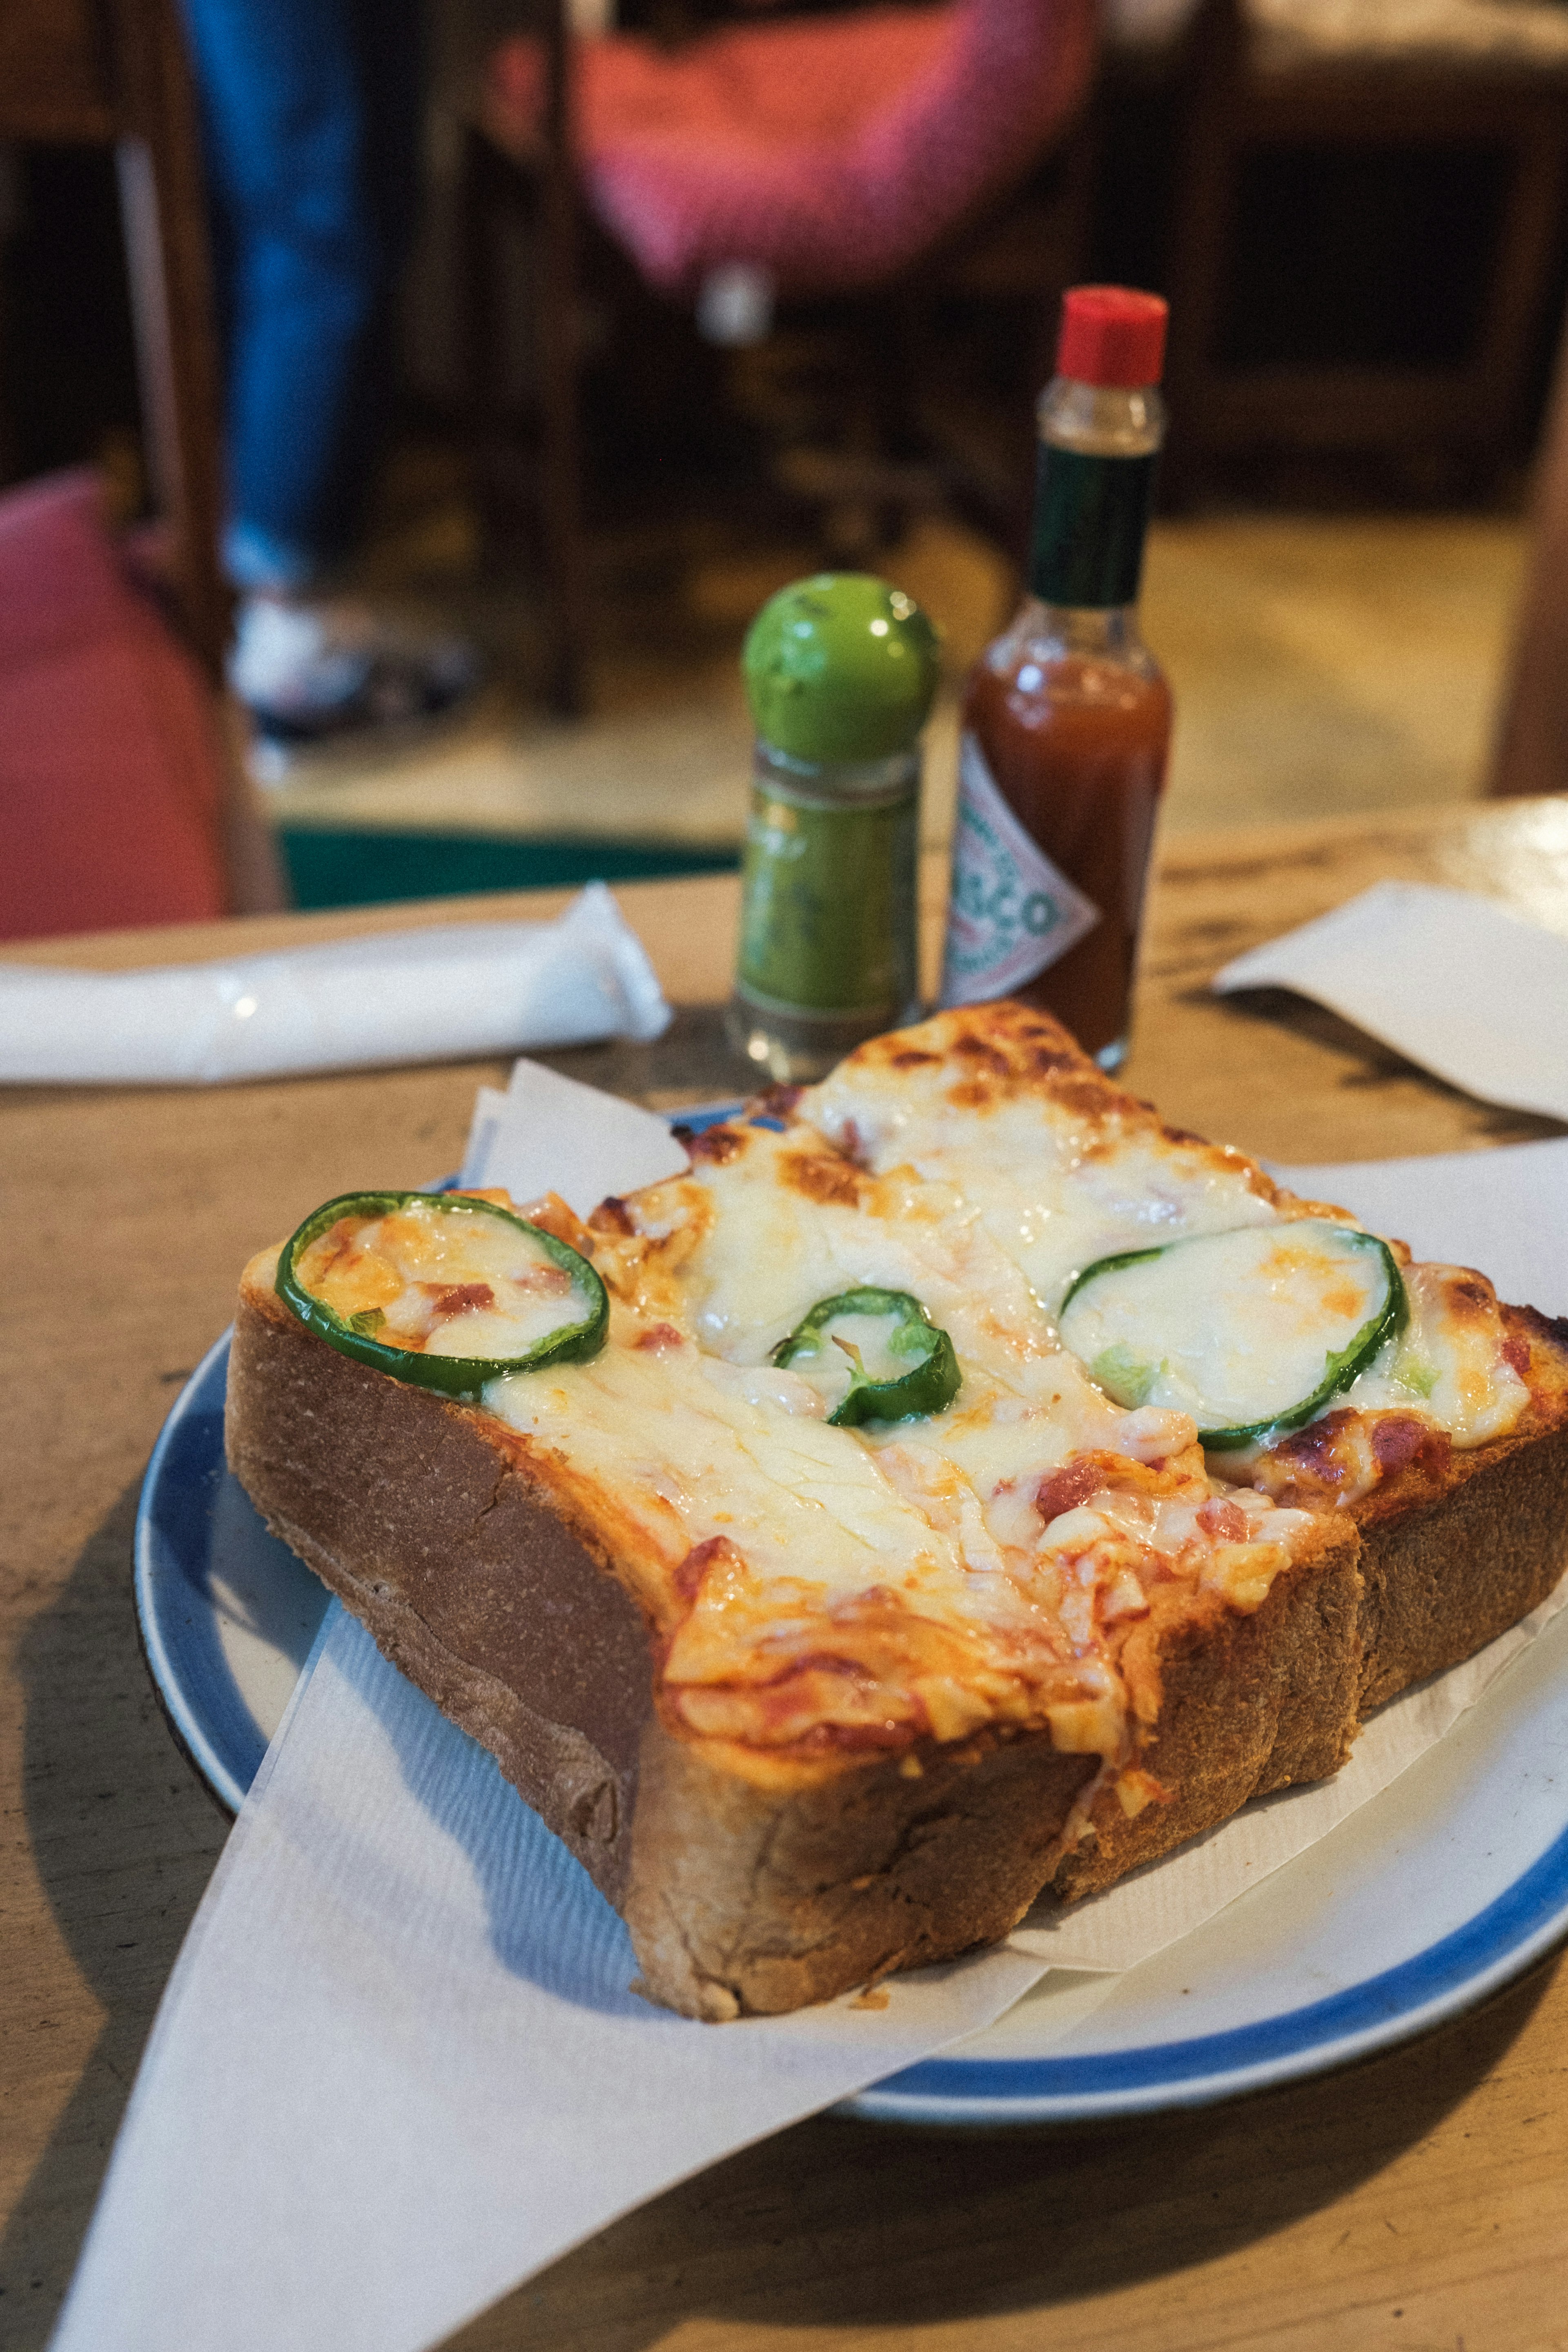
228, 597, 480, 754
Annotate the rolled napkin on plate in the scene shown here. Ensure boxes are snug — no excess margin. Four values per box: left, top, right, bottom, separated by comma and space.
0, 882, 670, 1086
1212, 880, 1568, 1125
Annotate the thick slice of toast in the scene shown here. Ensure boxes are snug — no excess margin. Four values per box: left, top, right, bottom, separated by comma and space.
225, 1004, 1568, 2016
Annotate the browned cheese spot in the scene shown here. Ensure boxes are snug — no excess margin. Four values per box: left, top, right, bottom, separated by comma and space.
674, 1533, 743, 1603
1054, 1075, 1121, 1123
588, 1196, 635, 1236
681, 1122, 748, 1167
951, 1036, 1013, 1076
780, 1148, 867, 1209
1273, 1409, 1355, 1470
1443, 1276, 1494, 1324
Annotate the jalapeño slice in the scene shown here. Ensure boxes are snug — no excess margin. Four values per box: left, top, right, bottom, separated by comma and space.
1058, 1218, 1406, 1452
276, 1189, 608, 1400
772, 1286, 960, 1428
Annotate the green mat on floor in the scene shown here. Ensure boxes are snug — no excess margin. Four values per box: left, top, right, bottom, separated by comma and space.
279, 830, 739, 911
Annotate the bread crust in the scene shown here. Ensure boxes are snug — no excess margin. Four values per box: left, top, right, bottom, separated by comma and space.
625, 1719, 1096, 2020
1051, 1525, 1363, 1901
227, 1282, 653, 1903
1355, 1404, 1568, 1712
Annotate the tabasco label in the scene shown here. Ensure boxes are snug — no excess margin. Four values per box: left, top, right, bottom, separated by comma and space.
939, 731, 1101, 1005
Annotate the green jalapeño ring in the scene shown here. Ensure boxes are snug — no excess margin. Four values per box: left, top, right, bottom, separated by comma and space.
1059, 1220, 1406, 1452
276, 1189, 608, 1401
773, 1285, 960, 1428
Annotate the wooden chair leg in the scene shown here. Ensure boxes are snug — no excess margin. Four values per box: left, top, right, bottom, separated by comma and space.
216, 695, 291, 914
1160, 0, 1247, 512
1489, 304, 1568, 800
459, 124, 513, 559
461, 116, 588, 718
1468, 115, 1568, 494
111, 0, 287, 913
537, 1, 589, 719
111, 0, 230, 682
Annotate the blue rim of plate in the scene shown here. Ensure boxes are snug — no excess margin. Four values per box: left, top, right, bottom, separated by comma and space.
134, 1121, 1568, 2127
853, 1838, 1568, 2123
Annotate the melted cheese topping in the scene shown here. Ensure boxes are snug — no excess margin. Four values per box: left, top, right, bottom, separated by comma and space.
811, 1047, 1284, 1310
295, 1198, 596, 1361
808, 1014, 1528, 1463
479, 1100, 1322, 1776
1337, 1262, 1528, 1450
469, 1007, 1529, 1773
486, 1305, 1116, 1756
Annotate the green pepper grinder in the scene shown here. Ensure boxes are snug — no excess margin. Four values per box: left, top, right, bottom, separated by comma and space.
728, 572, 942, 1083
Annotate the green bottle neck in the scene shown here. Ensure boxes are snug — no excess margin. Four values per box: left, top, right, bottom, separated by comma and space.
1027, 442, 1158, 611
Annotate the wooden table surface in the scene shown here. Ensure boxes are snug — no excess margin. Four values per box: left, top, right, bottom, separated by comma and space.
5, 796, 1568, 2352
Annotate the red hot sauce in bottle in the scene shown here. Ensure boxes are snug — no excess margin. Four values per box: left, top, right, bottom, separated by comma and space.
940, 285, 1172, 1069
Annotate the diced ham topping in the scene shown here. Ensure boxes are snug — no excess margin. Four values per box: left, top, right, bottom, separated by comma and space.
1036, 1459, 1103, 1524
425, 1282, 495, 1322
1370, 1413, 1453, 1477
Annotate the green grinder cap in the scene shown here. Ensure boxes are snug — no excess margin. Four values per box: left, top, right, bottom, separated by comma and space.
743, 573, 941, 763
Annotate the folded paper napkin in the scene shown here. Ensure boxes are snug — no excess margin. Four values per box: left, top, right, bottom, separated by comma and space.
1212, 880, 1568, 1125
49, 1085, 1568, 2352
0, 883, 669, 1086
51, 1605, 1055, 2352
464, 1054, 690, 1214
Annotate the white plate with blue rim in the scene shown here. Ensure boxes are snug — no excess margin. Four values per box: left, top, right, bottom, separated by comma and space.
134, 1129, 1568, 2127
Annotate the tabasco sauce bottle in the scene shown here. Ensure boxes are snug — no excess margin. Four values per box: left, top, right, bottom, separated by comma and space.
939, 285, 1172, 1069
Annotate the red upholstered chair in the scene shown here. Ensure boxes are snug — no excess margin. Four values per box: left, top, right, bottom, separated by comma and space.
0, 0, 287, 940
486, 0, 1096, 300
463, 0, 1097, 712
0, 470, 229, 942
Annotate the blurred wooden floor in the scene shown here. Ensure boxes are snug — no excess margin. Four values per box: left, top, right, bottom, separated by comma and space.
258, 460, 1529, 858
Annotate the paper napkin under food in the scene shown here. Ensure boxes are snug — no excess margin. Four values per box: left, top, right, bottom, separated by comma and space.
50, 1605, 1052, 2352
1212, 880, 1568, 1124
50, 1088, 1568, 2352
463, 1055, 690, 1213
0, 882, 669, 1086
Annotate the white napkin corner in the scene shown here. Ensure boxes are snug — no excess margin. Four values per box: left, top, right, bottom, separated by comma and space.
462, 1056, 691, 1215
1212, 880, 1568, 1125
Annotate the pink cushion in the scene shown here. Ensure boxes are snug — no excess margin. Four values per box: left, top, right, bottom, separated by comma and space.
0, 470, 227, 943
486, 0, 1096, 297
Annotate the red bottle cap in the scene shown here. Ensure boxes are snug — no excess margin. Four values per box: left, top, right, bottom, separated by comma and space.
1056, 285, 1168, 388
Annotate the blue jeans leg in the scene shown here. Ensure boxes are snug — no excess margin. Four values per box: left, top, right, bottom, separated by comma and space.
180, 0, 425, 592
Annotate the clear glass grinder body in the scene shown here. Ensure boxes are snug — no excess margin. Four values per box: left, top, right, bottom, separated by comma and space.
729, 573, 940, 1084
